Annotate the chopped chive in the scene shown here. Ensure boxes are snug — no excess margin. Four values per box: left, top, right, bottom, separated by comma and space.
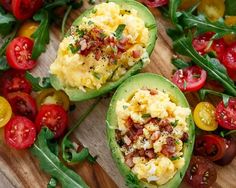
142, 113, 151, 118
171, 120, 179, 127
114, 24, 126, 40
92, 72, 101, 79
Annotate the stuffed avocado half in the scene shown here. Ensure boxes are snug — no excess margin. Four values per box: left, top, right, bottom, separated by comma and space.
106, 73, 195, 188
50, 0, 157, 101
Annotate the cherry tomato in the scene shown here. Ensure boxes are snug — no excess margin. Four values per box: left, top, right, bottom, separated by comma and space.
192, 32, 214, 55
4, 116, 36, 149
0, 69, 32, 97
7, 91, 37, 120
193, 102, 218, 131
0, 0, 12, 11
185, 156, 217, 188
35, 104, 68, 138
222, 42, 236, 71
0, 96, 12, 128
194, 135, 226, 161
215, 137, 236, 166
6, 37, 37, 70
179, 0, 198, 10
198, 0, 225, 22
141, 0, 168, 8
172, 66, 207, 92
36, 88, 70, 111
12, 0, 43, 20
227, 68, 236, 81
224, 16, 236, 45
17, 21, 39, 40
211, 38, 227, 61
215, 98, 236, 130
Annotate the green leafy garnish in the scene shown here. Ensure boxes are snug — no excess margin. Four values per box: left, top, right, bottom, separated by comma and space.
172, 58, 191, 69
220, 130, 236, 137
47, 178, 57, 188
0, 56, 9, 71
114, 24, 126, 40
69, 44, 80, 54
171, 120, 179, 127
173, 36, 236, 96
92, 72, 101, 80
25, 72, 51, 92
61, 5, 73, 37
199, 89, 232, 107
0, 9, 16, 37
169, 0, 181, 25
225, 0, 236, 16
31, 128, 89, 188
62, 98, 101, 164
32, 10, 50, 60
141, 113, 151, 118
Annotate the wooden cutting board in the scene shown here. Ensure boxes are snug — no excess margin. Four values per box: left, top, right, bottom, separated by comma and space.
0, 1, 236, 188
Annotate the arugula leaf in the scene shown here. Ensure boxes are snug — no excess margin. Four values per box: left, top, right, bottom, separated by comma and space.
0, 56, 9, 71
114, 24, 126, 40
48, 177, 57, 188
31, 128, 89, 188
168, 0, 181, 25
0, 11, 16, 37
61, 5, 73, 37
180, 13, 236, 39
172, 58, 191, 69
199, 89, 232, 106
225, 0, 236, 16
25, 72, 51, 92
62, 98, 101, 163
32, 10, 50, 59
173, 36, 236, 96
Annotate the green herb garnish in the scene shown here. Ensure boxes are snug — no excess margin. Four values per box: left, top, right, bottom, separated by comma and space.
114, 24, 126, 40
142, 113, 151, 118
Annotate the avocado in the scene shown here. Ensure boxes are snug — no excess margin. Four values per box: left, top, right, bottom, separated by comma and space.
106, 73, 195, 188
50, 0, 157, 101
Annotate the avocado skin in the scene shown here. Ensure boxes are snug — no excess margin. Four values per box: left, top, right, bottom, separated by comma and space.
50, 0, 157, 102
106, 73, 195, 188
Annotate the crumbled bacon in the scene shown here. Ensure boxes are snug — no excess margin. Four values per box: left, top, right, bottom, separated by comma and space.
145, 149, 156, 159
159, 120, 173, 133
125, 153, 134, 168
181, 132, 189, 143
151, 131, 160, 141
123, 135, 132, 146
149, 89, 158, 95
132, 129, 143, 141
148, 118, 160, 125
161, 137, 176, 158
132, 50, 141, 59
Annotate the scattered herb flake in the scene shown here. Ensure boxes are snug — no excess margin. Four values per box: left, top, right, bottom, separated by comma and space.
92, 72, 101, 80
114, 24, 126, 40
142, 113, 151, 118
171, 120, 179, 127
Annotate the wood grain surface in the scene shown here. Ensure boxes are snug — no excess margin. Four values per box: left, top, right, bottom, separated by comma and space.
0, 1, 235, 188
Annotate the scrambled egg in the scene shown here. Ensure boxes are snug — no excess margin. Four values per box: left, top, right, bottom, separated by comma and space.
116, 89, 191, 185
50, 2, 150, 91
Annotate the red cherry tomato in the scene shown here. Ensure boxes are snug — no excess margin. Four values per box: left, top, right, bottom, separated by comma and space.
192, 32, 214, 55
0, 0, 12, 11
211, 38, 227, 61
141, 0, 168, 8
216, 137, 236, 166
222, 42, 236, 71
194, 135, 226, 161
185, 156, 217, 188
172, 66, 207, 92
4, 116, 36, 149
6, 36, 37, 70
35, 104, 68, 138
215, 98, 236, 130
227, 68, 236, 81
7, 91, 37, 120
0, 69, 32, 97
12, 0, 43, 20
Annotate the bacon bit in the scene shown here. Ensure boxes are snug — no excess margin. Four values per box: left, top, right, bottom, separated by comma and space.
145, 149, 156, 159
181, 132, 189, 142
133, 123, 143, 129
125, 153, 134, 168
138, 149, 145, 156
159, 120, 173, 133
166, 136, 175, 145
151, 131, 160, 141
119, 37, 129, 45
126, 116, 134, 128
149, 89, 158, 95
95, 49, 101, 61
132, 50, 141, 59
132, 129, 143, 141
148, 118, 160, 125
161, 144, 176, 158
123, 135, 132, 146
80, 39, 87, 51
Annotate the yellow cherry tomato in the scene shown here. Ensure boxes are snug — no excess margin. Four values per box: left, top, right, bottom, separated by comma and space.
0, 96, 12, 128
224, 16, 236, 44
17, 21, 39, 40
193, 102, 218, 131
36, 88, 70, 111
198, 0, 225, 22
179, 0, 198, 10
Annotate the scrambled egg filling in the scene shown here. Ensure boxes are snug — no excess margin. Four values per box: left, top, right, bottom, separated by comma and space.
116, 89, 191, 185
50, 2, 150, 91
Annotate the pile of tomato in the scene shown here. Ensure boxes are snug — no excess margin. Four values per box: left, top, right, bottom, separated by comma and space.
0, 0, 71, 150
